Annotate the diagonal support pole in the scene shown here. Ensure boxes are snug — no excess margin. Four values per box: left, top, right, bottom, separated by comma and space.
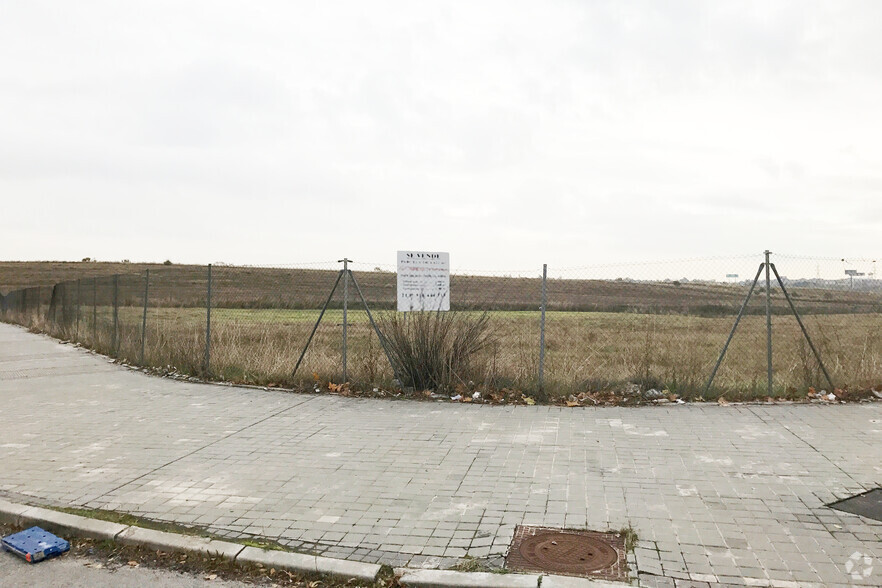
770, 263, 835, 391
347, 269, 402, 385
704, 263, 765, 395
292, 270, 344, 378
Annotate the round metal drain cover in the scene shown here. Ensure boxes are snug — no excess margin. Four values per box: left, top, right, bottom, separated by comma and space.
517, 531, 618, 574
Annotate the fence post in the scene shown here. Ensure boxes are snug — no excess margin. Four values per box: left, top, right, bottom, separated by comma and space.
204, 264, 212, 374
340, 258, 350, 383
764, 250, 772, 395
60, 283, 67, 327
48, 284, 58, 328
539, 263, 547, 393
75, 279, 81, 341
140, 269, 149, 365
112, 275, 119, 354
59, 283, 66, 328
92, 278, 97, 342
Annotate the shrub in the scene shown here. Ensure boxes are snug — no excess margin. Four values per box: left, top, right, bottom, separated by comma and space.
378, 310, 495, 393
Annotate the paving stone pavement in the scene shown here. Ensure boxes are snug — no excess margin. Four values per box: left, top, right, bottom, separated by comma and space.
0, 323, 879, 587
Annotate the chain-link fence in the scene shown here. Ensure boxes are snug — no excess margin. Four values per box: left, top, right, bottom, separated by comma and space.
2, 253, 880, 402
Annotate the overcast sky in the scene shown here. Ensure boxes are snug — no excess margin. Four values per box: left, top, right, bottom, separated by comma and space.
1, 1, 880, 276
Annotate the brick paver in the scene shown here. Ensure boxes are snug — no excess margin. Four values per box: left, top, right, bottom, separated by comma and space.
0, 323, 879, 586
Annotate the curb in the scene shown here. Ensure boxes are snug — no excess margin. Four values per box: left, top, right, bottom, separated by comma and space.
398, 569, 539, 587
396, 568, 632, 587
0, 498, 380, 582
1, 498, 632, 587
116, 525, 245, 560
541, 575, 630, 588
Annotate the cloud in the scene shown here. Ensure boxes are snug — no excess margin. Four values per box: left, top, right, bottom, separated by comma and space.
1, 1, 881, 270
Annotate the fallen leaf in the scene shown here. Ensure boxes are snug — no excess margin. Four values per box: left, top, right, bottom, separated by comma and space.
204, 574, 218, 580
717, 397, 729, 406
566, 401, 579, 407
127, 561, 139, 567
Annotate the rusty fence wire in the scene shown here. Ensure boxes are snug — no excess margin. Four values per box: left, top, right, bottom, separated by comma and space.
1, 253, 880, 401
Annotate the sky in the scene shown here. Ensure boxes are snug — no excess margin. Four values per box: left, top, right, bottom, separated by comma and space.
1, 1, 880, 277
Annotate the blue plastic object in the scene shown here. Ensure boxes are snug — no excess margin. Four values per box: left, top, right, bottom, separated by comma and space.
2, 526, 70, 563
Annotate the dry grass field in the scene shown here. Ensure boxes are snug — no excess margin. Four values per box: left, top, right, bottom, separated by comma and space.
8, 303, 882, 402
3, 261, 882, 402
3, 260, 880, 314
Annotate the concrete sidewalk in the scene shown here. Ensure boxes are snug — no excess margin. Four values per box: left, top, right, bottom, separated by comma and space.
0, 323, 879, 587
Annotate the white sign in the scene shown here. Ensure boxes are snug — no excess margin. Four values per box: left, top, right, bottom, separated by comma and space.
397, 251, 450, 311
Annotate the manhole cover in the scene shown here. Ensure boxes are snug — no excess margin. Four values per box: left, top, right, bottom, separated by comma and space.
828, 488, 882, 522
506, 526, 627, 580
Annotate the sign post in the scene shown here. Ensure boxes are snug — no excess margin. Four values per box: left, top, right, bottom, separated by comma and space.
397, 251, 450, 311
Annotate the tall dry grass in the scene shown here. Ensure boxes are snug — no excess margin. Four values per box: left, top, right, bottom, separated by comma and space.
377, 310, 496, 393
5, 303, 882, 402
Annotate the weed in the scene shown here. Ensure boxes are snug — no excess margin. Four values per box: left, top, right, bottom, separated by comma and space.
447, 556, 508, 574
448, 556, 485, 572
378, 310, 496, 393
619, 524, 639, 553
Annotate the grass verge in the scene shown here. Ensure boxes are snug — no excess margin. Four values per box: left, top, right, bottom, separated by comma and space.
0, 521, 397, 587
50, 506, 303, 553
